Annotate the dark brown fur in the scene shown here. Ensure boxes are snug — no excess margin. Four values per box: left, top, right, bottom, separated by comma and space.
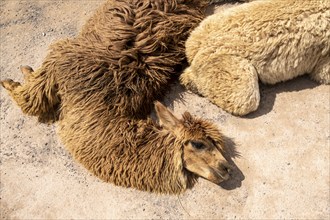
57, 101, 230, 194
4, 0, 209, 123
1, 0, 234, 194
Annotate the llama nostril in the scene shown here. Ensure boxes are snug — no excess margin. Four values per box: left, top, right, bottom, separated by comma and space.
224, 167, 232, 177
219, 163, 231, 174
221, 163, 233, 175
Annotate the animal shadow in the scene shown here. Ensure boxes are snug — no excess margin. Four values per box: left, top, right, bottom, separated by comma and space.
245, 76, 319, 118
205, 0, 244, 16
219, 136, 245, 190
163, 82, 187, 108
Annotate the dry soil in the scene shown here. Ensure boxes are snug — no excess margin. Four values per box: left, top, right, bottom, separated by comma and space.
0, 1, 329, 219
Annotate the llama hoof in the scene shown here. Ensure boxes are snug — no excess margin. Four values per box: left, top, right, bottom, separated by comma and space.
0, 79, 21, 91
20, 65, 34, 75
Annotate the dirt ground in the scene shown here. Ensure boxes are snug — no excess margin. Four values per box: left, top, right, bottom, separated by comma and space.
0, 1, 329, 219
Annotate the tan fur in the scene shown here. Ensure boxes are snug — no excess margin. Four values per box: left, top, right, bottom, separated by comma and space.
181, 0, 330, 116
60, 98, 232, 193
1, 0, 210, 123
0, 0, 236, 194
56, 101, 230, 194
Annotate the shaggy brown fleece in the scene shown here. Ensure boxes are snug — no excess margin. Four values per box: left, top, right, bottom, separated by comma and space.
2, 0, 247, 123
2, 0, 236, 193
34, 0, 209, 123
58, 101, 228, 194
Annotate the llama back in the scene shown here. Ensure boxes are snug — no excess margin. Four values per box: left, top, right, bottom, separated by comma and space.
2, 0, 208, 123
186, 0, 330, 84
181, 0, 329, 116
247, 0, 330, 84
52, 0, 207, 118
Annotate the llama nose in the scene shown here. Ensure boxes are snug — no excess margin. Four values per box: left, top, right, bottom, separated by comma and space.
220, 162, 233, 175
224, 166, 231, 176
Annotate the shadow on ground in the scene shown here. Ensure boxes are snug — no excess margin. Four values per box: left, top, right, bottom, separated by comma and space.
219, 136, 245, 190
245, 76, 319, 118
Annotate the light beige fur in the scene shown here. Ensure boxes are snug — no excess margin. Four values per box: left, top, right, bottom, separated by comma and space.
180, 0, 330, 116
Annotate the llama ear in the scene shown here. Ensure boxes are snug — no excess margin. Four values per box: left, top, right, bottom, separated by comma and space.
154, 101, 181, 130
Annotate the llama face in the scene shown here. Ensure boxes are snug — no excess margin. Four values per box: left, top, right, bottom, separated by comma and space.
154, 101, 231, 185
182, 138, 231, 184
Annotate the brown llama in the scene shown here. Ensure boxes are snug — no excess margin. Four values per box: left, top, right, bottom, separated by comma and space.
1, 0, 238, 193
59, 101, 231, 194
1, 0, 211, 123
3, 69, 232, 193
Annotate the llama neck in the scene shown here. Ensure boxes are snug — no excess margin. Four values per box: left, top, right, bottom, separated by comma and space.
58, 109, 197, 194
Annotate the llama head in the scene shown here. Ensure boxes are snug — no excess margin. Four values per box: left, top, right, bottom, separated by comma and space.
155, 101, 231, 185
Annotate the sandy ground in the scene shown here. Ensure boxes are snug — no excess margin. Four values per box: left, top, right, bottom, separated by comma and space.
0, 1, 329, 219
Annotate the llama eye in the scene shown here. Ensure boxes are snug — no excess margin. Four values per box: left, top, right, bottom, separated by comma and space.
190, 141, 205, 150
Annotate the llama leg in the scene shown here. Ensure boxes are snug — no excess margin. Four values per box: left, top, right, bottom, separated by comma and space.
1, 79, 21, 91
180, 67, 200, 94
181, 54, 260, 116
1, 67, 60, 123
20, 65, 34, 81
1, 65, 34, 92
310, 58, 330, 84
